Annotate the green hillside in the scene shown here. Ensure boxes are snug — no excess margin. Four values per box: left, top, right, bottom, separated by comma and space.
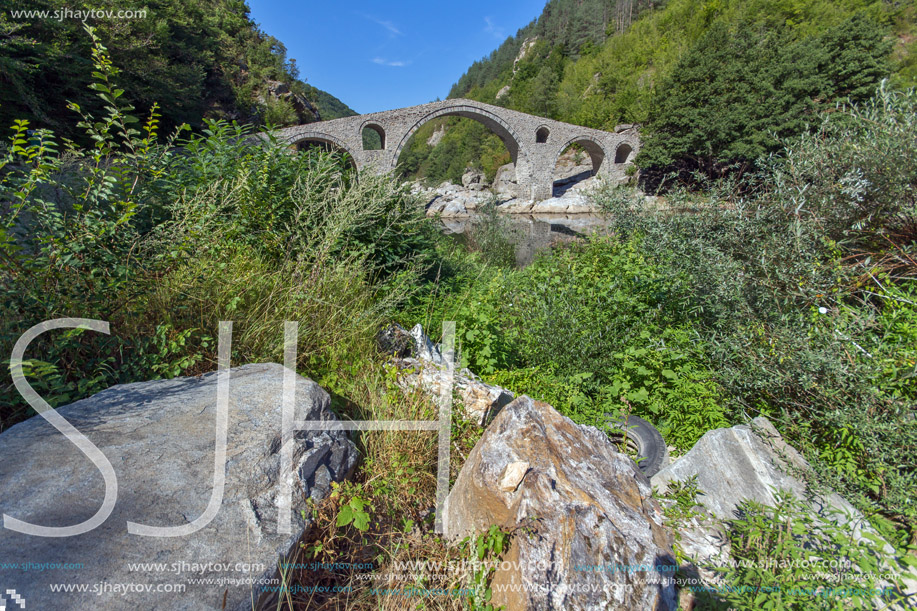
0, 0, 358, 140
304, 85, 358, 120
408, 0, 916, 183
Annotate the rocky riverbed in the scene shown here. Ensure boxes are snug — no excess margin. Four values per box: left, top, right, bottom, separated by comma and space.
412, 149, 619, 218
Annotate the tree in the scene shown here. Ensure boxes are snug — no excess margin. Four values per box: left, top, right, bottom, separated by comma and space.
637, 14, 892, 177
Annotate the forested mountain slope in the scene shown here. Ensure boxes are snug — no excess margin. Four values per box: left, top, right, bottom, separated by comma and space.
0, 0, 358, 140
405, 0, 916, 183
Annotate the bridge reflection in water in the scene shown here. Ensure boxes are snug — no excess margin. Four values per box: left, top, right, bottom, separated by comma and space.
440, 214, 613, 268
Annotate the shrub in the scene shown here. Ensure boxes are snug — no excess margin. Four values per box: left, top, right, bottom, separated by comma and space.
591, 85, 917, 526
715, 490, 917, 610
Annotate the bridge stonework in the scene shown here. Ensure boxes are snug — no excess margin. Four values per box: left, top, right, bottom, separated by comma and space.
273, 99, 639, 201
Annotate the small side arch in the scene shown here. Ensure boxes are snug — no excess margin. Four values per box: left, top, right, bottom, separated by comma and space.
361, 121, 386, 150
535, 126, 550, 144
614, 142, 634, 164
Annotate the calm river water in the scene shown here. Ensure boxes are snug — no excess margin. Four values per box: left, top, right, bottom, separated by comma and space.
440, 214, 613, 267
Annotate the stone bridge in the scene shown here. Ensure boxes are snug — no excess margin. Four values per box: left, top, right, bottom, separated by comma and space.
272, 99, 639, 201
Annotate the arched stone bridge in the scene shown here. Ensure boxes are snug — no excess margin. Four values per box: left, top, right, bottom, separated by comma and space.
272, 99, 639, 201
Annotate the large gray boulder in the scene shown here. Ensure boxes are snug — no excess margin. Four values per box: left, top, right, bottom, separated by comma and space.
0, 363, 357, 610
652, 417, 869, 532
444, 396, 678, 611
493, 163, 518, 198
651, 418, 916, 607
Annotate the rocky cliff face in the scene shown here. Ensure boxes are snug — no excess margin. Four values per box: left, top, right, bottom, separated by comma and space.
260, 79, 323, 124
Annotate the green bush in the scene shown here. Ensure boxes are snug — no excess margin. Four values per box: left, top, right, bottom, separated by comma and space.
592, 85, 917, 526
715, 490, 917, 610
638, 14, 893, 175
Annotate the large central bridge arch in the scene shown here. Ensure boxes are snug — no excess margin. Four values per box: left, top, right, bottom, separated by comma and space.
390, 103, 523, 172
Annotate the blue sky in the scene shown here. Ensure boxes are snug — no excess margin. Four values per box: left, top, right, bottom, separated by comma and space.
246, 0, 547, 114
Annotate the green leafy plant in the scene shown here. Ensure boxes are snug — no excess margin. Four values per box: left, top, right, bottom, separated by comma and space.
332, 481, 372, 532
460, 524, 510, 611
655, 474, 706, 565
715, 489, 917, 610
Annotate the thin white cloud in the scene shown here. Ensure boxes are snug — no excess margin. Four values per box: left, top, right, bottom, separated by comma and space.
372, 57, 410, 67
359, 13, 402, 36
484, 16, 505, 40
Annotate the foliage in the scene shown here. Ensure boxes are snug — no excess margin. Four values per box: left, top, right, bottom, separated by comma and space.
715, 490, 917, 610
459, 525, 510, 611
655, 475, 706, 565
409, 85, 915, 535
414, 230, 728, 445
397, 117, 511, 186
592, 86, 917, 525
333, 482, 372, 532
0, 29, 432, 430
487, 365, 614, 431
763, 81, 917, 248
657, 475, 705, 526
638, 14, 892, 175
449, 0, 658, 100
0, 0, 354, 141
606, 329, 728, 450
407, 0, 914, 183
459, 196, 517, 269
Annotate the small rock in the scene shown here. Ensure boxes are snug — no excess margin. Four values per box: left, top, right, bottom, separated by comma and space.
397, 357, 513, 426
461, 168, 486, 189
376, 322, 413, 358
410, 323, 443, 365
499, 461, 529, 492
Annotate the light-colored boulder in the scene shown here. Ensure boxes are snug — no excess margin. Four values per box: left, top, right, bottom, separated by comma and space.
462, 168, 487, 190
652, 418, 917, 606
652, 418, 872, 534
426, 197, 447, 215
496, 198, 534, 214
0, 364, 357, 611
409, 323, 443, 366
440, 200, 470, 217
494, 163, 518, 198
436, 181, 460, 196
444, 396, 678, 611
397, 357, 513, 426
530, 193, 599, 214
